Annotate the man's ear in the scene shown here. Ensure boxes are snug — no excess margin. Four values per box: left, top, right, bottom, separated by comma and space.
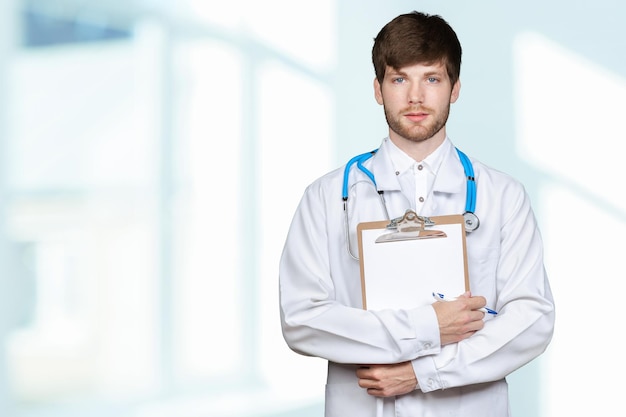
450, 79, 461, 103
374, 77, 384, 105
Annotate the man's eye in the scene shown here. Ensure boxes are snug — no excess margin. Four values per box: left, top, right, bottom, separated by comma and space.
393, 77, 405, 83
427, 77, 439, 83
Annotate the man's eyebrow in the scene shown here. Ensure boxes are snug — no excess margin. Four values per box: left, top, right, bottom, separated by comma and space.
387, 68, 408, 77
424, 70, 446, 77
387, 66, 447, 78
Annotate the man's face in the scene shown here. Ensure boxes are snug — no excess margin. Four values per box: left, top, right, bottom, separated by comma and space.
374, 62, 460, 146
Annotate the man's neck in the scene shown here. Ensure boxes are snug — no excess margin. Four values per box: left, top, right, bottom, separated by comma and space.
388, 130, 447, 162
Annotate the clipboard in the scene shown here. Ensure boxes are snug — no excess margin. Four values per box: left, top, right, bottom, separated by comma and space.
357, 210, 469, 310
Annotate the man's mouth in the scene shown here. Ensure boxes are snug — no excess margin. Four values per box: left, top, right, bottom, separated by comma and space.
405, 112, 428, 122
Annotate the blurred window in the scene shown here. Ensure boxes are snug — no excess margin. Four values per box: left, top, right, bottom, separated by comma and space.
22, 9, 132, 47
2, 1, 331, 416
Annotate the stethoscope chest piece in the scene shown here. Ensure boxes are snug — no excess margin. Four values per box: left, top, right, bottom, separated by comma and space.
463, 211, 480, 232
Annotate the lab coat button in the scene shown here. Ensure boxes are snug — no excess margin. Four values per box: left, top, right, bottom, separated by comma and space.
427, 378, 435, 387
423, 342, 432, 349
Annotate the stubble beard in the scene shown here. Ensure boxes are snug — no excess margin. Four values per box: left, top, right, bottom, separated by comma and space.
384, 104, 451, 143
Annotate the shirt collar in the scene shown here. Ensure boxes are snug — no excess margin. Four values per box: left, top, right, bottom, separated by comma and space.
386, 138, 415, 175
372, 136, 464, 194
385, 137, 450, 176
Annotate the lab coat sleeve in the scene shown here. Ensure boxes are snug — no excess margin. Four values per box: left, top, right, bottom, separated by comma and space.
279, 179, 441, 365
411, 180, 555, 391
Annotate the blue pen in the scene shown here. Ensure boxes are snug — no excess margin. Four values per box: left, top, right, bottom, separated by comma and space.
432, 292, 498, 315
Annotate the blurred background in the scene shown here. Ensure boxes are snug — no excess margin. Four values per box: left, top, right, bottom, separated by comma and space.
1, 0, 624, 416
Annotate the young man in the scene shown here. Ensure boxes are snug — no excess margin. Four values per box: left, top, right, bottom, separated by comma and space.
279, 11, 554, 417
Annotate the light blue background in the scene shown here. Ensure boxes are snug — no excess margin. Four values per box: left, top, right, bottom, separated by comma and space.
1, 1, 624, 416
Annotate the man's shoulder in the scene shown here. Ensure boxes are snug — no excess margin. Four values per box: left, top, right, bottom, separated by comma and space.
471, 159, 528, 200
301, 164, 345, 196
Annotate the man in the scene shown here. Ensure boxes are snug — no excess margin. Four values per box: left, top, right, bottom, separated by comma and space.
279, 11, 554, 417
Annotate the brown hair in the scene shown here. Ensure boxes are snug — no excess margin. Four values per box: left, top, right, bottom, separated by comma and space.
372, 11, 462, 85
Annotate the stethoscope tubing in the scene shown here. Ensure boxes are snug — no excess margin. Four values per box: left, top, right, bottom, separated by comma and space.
342, 150, 377, 201
343, 147, 476, 214
342, 145, 479, 259
455, 148, 476, 214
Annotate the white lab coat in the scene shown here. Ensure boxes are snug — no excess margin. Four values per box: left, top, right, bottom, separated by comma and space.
279, 137, 555, 417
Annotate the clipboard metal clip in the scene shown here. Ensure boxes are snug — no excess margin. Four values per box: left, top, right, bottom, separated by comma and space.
375, 210, 447, 243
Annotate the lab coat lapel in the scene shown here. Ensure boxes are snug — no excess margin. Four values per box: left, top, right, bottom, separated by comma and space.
369, 142, 401, 193
428, 143, 467, 216
368, 143, 410, 219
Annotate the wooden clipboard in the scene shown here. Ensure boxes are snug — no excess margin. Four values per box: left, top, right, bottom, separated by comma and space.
357, 212, 469, 310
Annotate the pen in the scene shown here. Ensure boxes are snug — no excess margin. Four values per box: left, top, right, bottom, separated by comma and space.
432, 292, 498, 315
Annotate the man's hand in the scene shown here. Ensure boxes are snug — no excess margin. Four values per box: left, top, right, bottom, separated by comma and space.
356, 362, 417, 397
432, 291, 486, 345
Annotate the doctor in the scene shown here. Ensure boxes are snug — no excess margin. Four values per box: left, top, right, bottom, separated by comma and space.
279, 11, 554, 417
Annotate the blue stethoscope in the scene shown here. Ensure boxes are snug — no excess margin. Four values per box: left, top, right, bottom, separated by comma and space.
342, 147, 479, 259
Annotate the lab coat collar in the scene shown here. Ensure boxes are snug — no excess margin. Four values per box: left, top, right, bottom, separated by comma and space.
431, 139, 466, 195
369, 139, 402, 192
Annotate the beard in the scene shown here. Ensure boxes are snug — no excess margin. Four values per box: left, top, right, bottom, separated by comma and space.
383, 103, 451, 143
